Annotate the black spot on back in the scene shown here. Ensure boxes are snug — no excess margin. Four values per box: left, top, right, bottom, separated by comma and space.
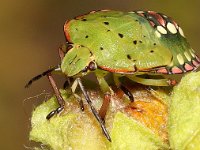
133, 40, 137, 45
104, 22, 109, 25
139, 40, 142, 43
118, 33, 124, 38
150, 50, 154, 53
153, 43, 156, 46
107, 29, 110, 32
100, 47, 104, 50
127, 54, 131, 59
82, 18, 87, 21
85, 35, 89, 38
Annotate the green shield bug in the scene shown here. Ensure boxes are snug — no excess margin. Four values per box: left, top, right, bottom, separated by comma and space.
26, 10, 200, 141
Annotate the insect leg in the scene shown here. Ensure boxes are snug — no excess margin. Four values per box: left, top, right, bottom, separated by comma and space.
76, 78, 111, 142
120, 85, 134, 102
95, 71, 113, 120
63, 77, 74, 89
46, 73, 65, 119
71, 79, 84, 111
113, 74, 134, 102
99, 93, 111, 121
126, 75, 177, 86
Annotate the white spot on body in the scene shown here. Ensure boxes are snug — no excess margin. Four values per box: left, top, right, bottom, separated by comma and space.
90, 11, 96, 14
189, 49, 195, 57
184, 51, 192, 61
167, 22, 177, 34
137, 11, 144, 13
101, 9, 110, 12
162, 15, 168, 18
155, 31, 161, 38
178, 27, 185, 37
177, 54, 185, 65
157, 26, 167, 34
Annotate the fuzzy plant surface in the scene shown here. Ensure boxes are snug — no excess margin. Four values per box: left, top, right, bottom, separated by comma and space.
29, 71, 200, 150
168, 71, 200, 150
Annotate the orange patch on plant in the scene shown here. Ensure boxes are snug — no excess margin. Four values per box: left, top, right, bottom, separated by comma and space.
125, 95, 168, 142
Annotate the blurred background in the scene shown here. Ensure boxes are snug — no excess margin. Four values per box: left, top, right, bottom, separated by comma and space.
0, 0, 199, 149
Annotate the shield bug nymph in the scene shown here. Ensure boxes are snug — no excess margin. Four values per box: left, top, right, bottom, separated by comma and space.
26, 10, 200, 141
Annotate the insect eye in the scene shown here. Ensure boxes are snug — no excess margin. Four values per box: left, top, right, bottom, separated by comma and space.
88, 61, 96, 71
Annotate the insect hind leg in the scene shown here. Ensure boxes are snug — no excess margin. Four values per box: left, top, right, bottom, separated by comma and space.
120, 85, 134, 102
126, 74, 177, 86
113, 74, 134, 102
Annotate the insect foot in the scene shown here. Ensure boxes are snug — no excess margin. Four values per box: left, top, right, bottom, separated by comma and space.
46, 106, 65, 120
45, 73, 66, 119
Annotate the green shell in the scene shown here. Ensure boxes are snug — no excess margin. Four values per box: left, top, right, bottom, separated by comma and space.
62, 10, 200, 76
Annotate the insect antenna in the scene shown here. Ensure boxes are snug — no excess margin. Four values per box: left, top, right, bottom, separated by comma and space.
76, 78, 111, 142
25, 65, 61, 88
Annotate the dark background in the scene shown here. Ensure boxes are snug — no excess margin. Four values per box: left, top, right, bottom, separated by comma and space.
0, 0, 199, 149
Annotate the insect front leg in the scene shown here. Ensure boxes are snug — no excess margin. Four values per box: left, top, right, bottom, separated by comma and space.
25, 66, 65, 119
46, 73, 65, 119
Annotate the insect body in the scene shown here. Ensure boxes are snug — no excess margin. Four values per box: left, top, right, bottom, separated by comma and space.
64, 10, 199, 76
26, 10, 200, 142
